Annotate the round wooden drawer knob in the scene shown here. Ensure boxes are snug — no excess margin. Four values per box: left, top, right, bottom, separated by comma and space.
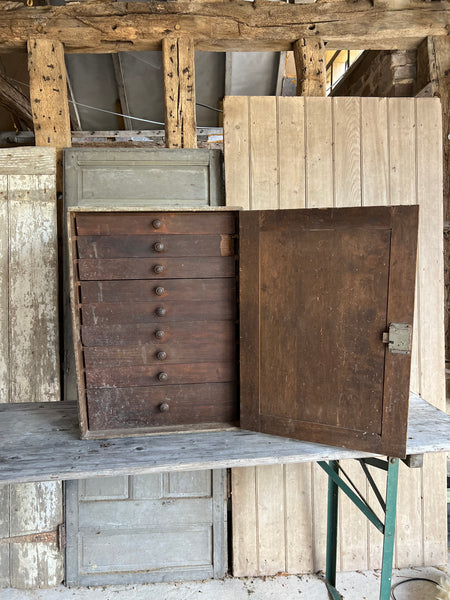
155, 330, 165, 340
153, 264, 164, 274
156, 351, 167, 361
158, 371, 168, 382
155, 286, 165, 296
155, 306, 166, 317
152, 219, 162, 229
153, 242, 165, 253
159, 402, 169, 412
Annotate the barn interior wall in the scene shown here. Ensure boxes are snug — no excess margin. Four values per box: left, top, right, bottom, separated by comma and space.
332, 50, 417, 98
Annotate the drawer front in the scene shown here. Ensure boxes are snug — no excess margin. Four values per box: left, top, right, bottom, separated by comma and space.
80, 279, 236, 304
81, 299, 237, 325
77, 257, 236, 280
83, 338, 236, 368
81, 320, 235, 347
76, 235, 235, 258
85, 362, 236, 388
75, 212, 236, 236
86, 383, 238, 430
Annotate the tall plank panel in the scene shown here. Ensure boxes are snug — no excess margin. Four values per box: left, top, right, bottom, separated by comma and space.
0, 148, 63, 588
278, 97, 306, 209
224, 96, 446, 576
223, 97, 250, 210
388, 99, 423, 568
331, 97, 368, 572
361, 99, 390, 569
415, 98, 447, 565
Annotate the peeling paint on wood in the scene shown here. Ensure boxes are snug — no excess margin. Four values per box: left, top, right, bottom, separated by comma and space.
0, 147, 63, 589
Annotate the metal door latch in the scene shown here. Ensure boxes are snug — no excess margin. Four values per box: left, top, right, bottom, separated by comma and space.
382, 323, 412, 355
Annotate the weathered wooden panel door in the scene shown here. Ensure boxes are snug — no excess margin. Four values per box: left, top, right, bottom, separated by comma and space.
239, 206, 418, 457
0, 148, 63, 588
65, 471, 226, 585
64, 148, 227, 585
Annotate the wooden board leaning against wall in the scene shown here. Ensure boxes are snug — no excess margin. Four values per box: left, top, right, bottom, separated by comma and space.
0, 147, 63, 588
224, 96, 446, 576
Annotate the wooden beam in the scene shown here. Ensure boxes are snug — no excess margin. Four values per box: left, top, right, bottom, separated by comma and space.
162, 36, 197, 149
293, 38, 326, 96
27, 38, 71, 189
0, 1, 448, 54
112, 54, 133, 130
0, 72, 33, 128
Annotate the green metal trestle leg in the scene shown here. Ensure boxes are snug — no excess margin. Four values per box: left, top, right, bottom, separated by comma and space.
318, 456, 400, 600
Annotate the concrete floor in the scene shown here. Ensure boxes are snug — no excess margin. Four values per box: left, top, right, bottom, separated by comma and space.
1, 563, 449, 600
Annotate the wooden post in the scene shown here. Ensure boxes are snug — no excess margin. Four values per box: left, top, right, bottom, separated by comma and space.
162, 36, 197, 149
293, 38, 326, 96
27, 38, 71, 190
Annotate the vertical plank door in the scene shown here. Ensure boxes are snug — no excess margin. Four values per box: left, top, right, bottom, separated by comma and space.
224, 96, 446, 576
0, 147, 63, 588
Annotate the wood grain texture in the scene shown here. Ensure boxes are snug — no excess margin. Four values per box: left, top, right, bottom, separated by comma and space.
27, 39, 71, 190
163, 36, 197, 149
0, 148, 63, 588
1, 1, 449, 53
224, 96, 446, 575
75, 211, 236, 235
240, 206, 417, 456
0, 394, 448, 484
293, 39, 326, 97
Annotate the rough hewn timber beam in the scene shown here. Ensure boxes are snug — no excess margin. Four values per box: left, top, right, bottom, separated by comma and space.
0, 1, 448, 53
293, 38, 326, 96
28, 38, 71, 190
162, 36, 197, 149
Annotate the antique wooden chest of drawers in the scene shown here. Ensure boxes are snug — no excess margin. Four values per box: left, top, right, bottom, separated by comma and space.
69, 209, 239, 438
69, 205, 418, 457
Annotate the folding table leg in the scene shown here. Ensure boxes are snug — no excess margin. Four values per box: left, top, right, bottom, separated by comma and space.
325, 460, 341, 599
379, 457, 399, 600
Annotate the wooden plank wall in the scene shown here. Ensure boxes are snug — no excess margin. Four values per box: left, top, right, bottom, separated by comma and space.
224, 96, 446, 576
0, 148, 63, 588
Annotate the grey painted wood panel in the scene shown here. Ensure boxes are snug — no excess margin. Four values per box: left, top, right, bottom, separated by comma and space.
66, 470, 226, 585
63, 148, 227, 586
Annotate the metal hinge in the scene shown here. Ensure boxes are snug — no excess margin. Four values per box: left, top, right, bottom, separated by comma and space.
0, 523, 66, 551
57, 523, 66, 550
382, 323, 412, 355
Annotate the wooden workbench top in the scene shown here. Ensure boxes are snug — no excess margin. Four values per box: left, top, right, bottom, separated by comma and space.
0, 393, 449, 484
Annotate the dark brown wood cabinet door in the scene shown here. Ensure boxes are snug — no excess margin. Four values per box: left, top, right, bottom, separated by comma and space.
239, 206, 418, 458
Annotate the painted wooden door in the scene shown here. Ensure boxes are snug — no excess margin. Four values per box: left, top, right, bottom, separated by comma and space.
64, 148, 227, 584
0, 148, 63, 588
65, 471, 226, 585
225, 96, 446, 576
239, 205, 418, 458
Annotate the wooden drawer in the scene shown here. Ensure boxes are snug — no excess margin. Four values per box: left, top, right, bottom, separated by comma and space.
81, 300, 236, 325
80, 279, 236, 304
75, 212, 236, 236
77, 257, 236, 280
83, 338, 236, 367
85, 362, 236, 388
86, 383, 238, 431
69, 209, 238, 438
76, 235, 235, 258
81, 320, 236, 347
